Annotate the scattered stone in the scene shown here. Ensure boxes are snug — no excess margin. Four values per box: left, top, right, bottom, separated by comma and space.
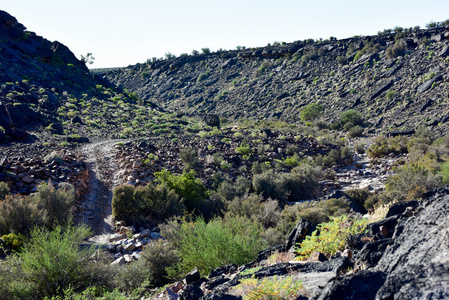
111, 257, 125, 266
308, 251, 328, 262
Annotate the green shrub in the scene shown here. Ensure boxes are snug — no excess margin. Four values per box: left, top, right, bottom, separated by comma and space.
441, 161, 449, 184
386, 40, 406, 60
233, 275, 303, 300
179, 147, 201, 171
197, 72, 209, 82
16, 225, 108, 298
385, 90, 397, 99
1, 232, 24, 251
112, 184, 136, 222
385, 162, 441, 201
164, 216, 264, 277
44, 152, 64, 165
252, 165, 322, 202
35, 182, 75, 227
300, 103, 324, 122
140, 240, 179, 285
155, 169, 208, 211
284, 156, 300, 168
354, 141, 365, 154
340, 109, 363, 128
367, 135, 408, 158
336, 55, 348, 65
235, 144, 252, 156
347, 125, 364, 138
294, 197, 351, 225
0, 194, 46, 236
0, 181, 10, 200
296, 215, 368, 260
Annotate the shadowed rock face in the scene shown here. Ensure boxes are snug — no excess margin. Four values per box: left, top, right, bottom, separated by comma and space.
373, 188, 449, 299
310, 187, 449, 300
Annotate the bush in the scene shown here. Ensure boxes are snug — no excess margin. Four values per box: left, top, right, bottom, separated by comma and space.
140, 240, 179, 285
112, 182, 183, 224
300, 103, 324, 122
295, 197, 351, 225
386, 40, 406, 60
340, 109, 363, 128
367, 135, 408, 158
35, 182, 75, 227
0, 194, 46, 236
179, 147, 201, 171
235, 144, 252, 156
197, 72, 209, 82
336, 55, 348, 65
163, 216, 265, 277
233, 275, 303, 300
253, 165, 322, 202
296, 215, 368, 260
347, 125, 364, 138
385, 162, 441, 201
155, 169, 208, 211
3, 225, 110, 299
354, 141, 365, 154
112, 184, 136, 223
0, 181, 10, 200
1, 232, 24, 252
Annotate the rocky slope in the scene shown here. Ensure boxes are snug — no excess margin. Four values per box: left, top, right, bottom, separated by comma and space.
162, 186, 449, 300
101, 26, 449, 135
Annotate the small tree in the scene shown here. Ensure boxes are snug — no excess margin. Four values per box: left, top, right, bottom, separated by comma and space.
80, 53, 95, 65
201, 48, 211, 55
300, 103, 324, 122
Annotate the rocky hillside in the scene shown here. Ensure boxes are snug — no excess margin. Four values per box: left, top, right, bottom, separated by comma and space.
0, 10, 194, 147
101, 26, 449, 135
167, 186, 449, 300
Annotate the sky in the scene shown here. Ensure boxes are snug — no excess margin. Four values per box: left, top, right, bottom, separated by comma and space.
3, 1, 449, 68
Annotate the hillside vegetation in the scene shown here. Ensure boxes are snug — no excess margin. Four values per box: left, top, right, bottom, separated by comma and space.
1, 9, 449, 300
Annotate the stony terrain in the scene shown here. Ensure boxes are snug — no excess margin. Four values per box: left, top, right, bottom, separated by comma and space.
1, 9, 449, 300
101, 26, 449, 135
161, 187, 449, 300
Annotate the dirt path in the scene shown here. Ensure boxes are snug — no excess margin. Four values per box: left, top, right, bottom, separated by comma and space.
75, 140, 125, 245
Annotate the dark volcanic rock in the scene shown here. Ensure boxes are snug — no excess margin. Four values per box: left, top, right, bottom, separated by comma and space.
285, 219, 316, 252
5, 128, 27, 140
316, 187, 449, 299
204, 114, 220, 127
0, 130, 6, 143
417, 74, 443, 93
374, 190, 449, 299
314, 270, 387, 300
181, 283, 203, 300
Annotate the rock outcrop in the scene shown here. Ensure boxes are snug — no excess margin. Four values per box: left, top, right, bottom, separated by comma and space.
163, 186, 449, 300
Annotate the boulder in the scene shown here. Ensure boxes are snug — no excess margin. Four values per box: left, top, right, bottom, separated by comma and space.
185, 267, 201, 285
204, 114, 220, 128
0, 131, 6, 143
110, 256, 125, 266
109, 233, 126, 242
313, 270, 387, 300
5, 128, 27, 140
122, 243, 136, 253
285, 219, 316, 252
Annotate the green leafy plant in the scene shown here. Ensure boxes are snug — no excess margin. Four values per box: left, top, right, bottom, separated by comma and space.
155, 169, 208, 211
164, 216, 264, 277
296, 215, 368, 260
234, 275, 303, 300
300, 103, 324, 122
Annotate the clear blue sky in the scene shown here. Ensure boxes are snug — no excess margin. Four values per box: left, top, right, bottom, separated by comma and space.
3, 0, 449, 68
